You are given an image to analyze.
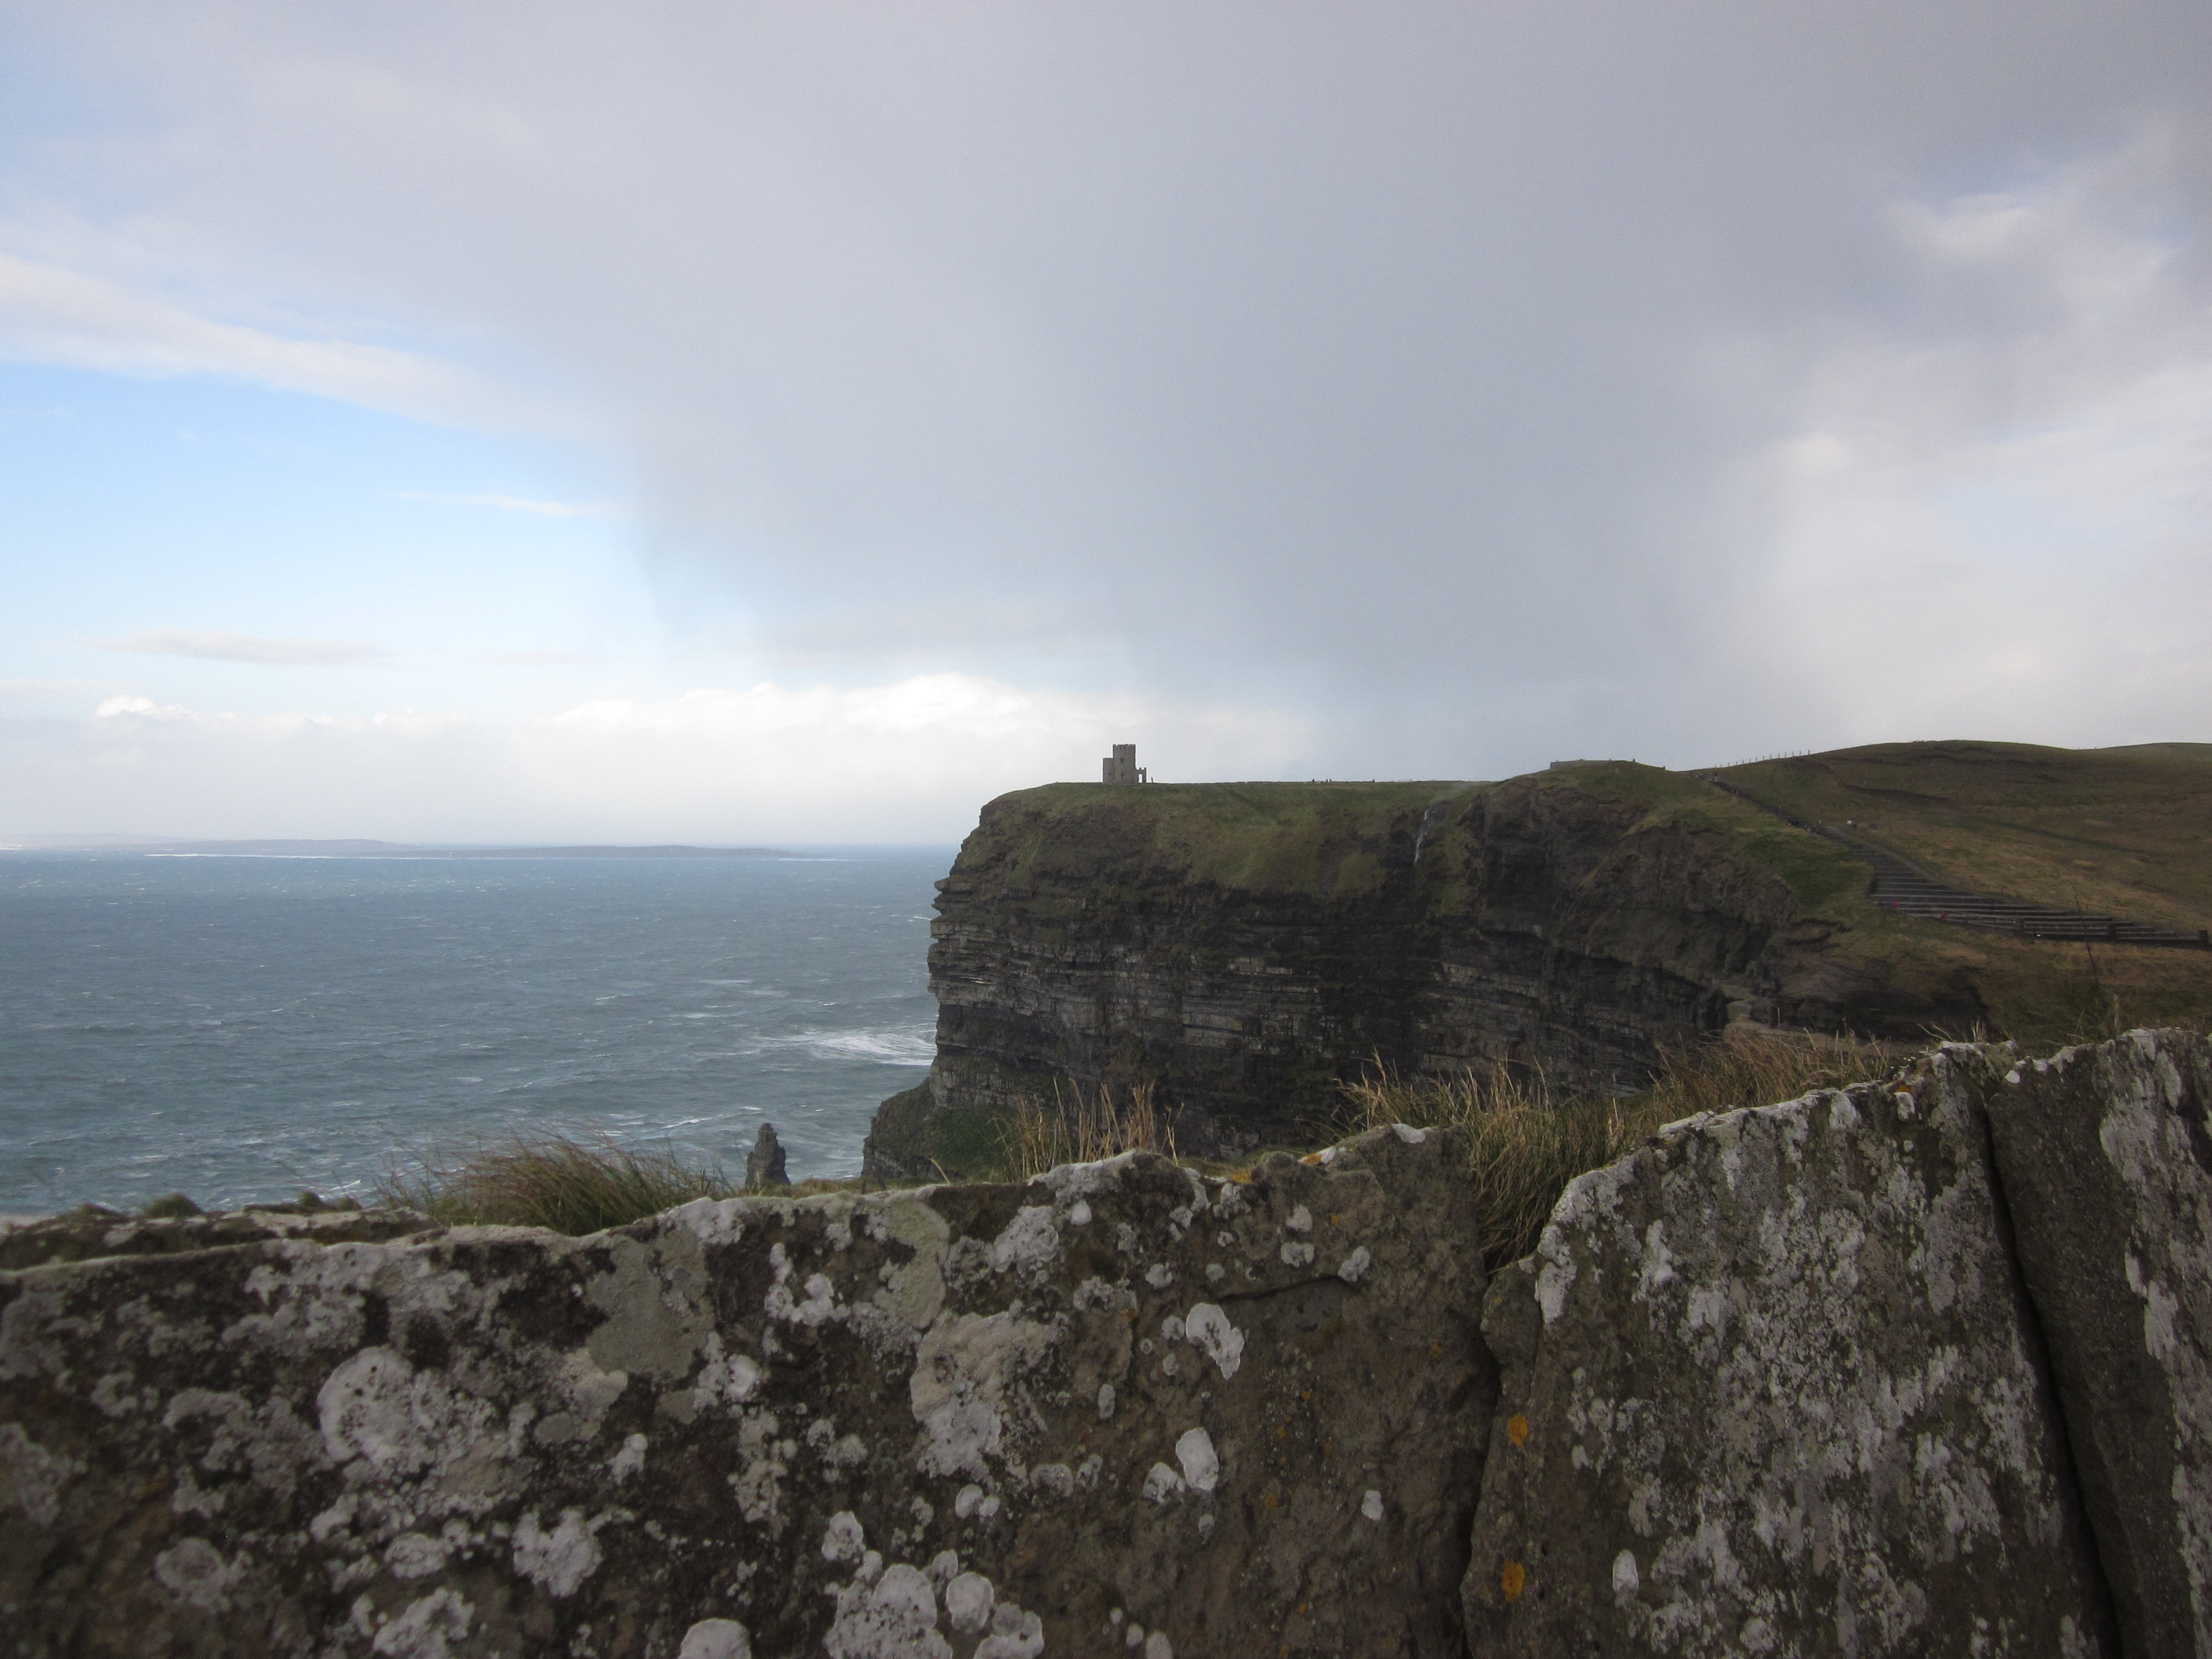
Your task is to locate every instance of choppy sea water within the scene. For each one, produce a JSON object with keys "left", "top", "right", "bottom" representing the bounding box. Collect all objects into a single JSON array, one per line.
[{"left": 0, "top": 849, "right": 949, "bottom": 1214}]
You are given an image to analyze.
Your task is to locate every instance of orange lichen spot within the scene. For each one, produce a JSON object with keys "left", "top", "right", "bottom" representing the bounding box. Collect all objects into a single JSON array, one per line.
[
  {"left": 1428, "top": 1340, "right": 1443, "bottom": 1360},
  {"left": 1329, "top": 1213, "right": 1340, "bottom": 1226},
  {"left": 1301, "top": 1390, "right": 1312, "bottom": 1401},
  {"left": 1300, "top": 1152, "right": 1324, "bottom": 1165},
  {"left": 1501, "top": 1561, "right": 1526, "bottom": 1603},
  {"left": 1507, "top": 1414, "right": 1530, "bottom": 1447},
  {"left": 1263, "top": 1490, "right": 1279, "bottom": 1511},
  {"left": 1276, "top": 1423, "right": 1288, "bottom": 1440}
]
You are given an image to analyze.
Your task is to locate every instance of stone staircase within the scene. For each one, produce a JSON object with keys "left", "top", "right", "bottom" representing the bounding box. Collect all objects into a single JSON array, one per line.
[{"left": 1697, "top": 775, "right": 2211, "bottom": 950}]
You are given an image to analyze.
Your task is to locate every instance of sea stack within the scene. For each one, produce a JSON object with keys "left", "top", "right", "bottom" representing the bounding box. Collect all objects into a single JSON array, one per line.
[{"left": 745, "top": 1121, "right": 790, "bottom": 1188}]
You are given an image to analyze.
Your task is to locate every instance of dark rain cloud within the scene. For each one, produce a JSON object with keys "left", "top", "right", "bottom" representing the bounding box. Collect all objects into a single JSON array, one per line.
[{"left": 8, "top": 1, "right": 2211, "bottom": 775}]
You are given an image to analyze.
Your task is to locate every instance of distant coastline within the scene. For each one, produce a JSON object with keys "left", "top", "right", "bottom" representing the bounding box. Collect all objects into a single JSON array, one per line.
[{"left": 0, "top": 838, "right": 802, "bottom": 859}]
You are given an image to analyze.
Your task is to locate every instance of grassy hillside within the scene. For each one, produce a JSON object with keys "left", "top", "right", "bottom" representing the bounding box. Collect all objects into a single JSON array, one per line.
[
  {"left": 1719, "top": 741, "right": 2212, "bottom": 929},
  {"left": 1712, "top": 740, "right": 2212, "bottom": 1042}
]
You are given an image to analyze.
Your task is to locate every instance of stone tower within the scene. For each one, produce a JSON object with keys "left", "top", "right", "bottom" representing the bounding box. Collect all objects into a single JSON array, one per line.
[{"left": 1101, "top": 743, "right": 1149, "bottom": 784}]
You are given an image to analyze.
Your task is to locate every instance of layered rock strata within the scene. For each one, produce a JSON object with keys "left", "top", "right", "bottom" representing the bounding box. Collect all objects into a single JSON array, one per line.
[{"left": 0, "top": 1126, "right": 1489, "bottom": 1659}]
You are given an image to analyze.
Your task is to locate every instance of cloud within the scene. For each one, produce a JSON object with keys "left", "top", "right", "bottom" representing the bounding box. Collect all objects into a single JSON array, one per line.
[
  {"left": 396, "top": 492, "right": 622, "bottom": 518},
  {"left": 3, "top": 2, "right": 2211, "bottom": 778},
  {"left": 3, "top": 674, "right": 1308, "bottom": 842},
  {"left": 0, "top": 678, "right": 127, "bottom": 695},
  {"left": 1712, "top": 139, "right": 2212, "bottom": 749},
  {"left": 0, "top": 252, "right": 570, "bottom": 431},
  {"left": 477, "top": 651, "right": 604, "bottom": 665},
  {"left": 91, "top": 630, "right": 394, "bottom": 666}
]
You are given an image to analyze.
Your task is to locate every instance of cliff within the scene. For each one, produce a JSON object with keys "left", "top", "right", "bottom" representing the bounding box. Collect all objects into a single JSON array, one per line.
[
  {"left": 868, "top": 749, "right": 2212, "bottom": 1179},
  {"left": 7, "top": 1029, "right": 2211, "bottom": 1656}
]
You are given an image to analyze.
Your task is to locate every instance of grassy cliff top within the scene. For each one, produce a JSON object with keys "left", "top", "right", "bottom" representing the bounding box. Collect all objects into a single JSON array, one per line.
[
  {"left": 977, "top": 742, "right": 2212, "bottom": 923},
  {"left": 962, "top": 779, "right": 1489, "bottom": 898},
  {"left": 1717, "top": 740, "right": 2212, "bottom": 931}
]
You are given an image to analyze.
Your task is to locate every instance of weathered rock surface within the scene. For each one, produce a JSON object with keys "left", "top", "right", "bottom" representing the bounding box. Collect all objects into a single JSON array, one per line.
[
  {"left": 0, "top": 1125, "right": 1490, "bottom": 1658},
  {"left": 0, "top": 1204, "right": 432, "bottom": 1271},
  {"left": 868, "top": 773, "right": 1986, "bottom": 1177},
  {"left": 1464, "top": 1045, "right": 2116, "bottom": 1657},
  {"left": 1985, "top": 1030, "right": 2212, "bottom": 1659}
]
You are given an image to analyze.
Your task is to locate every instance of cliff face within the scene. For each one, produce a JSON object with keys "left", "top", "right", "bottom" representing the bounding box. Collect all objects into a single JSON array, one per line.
[{"left": 868, "top": 768, "right": 1984, "bottom": 1175}]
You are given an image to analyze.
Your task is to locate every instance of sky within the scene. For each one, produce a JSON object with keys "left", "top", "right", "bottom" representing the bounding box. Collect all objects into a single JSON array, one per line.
[{"left": 2, "top": 1, "right": 2210, "bottom": 843}]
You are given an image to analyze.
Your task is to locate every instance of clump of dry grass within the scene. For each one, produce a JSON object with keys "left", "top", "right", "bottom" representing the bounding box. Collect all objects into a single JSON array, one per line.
[
  {"left": 1641, "top": 1025, "right": 1899, "bottom": 1123},
  {"left": 378, "top": 1132, "right": 738, "bottom": 1234},
  {"left": 1001, "top": 1080, "right": 1176, "bottom": 1182},
  {"left": 1338, "top": 1062, "right": 1662, "bottom": 1272},
  {"left": 1339, "top": 1027, "right": 1900, "bottom": 1270}
]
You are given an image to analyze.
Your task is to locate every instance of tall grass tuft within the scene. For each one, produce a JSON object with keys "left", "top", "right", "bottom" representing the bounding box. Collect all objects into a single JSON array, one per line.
[
  {"left": 1338, "top": 1062, "right": 1662, "bottom": 1272},
  {"left": 1001, "top": 1080, "right": 1176, "bottom": 1182},
  {"left": 378, "top": 1132, "right": 737, "bottom": 1235},
  {"left": 1641, "top": 1025, "right": 1898, "bottom": 1123},
  {"left": 1339, "top": 1027, "right": 1898, "bottom": 1271}
]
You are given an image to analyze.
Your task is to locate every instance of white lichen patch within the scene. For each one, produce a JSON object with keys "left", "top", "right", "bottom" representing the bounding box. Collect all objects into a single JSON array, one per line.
[
  {"left": 1182, "top": 1304, "right": 1244, "bottom": 1380},
  {"left": 822, "top": 1510, "right": 867, "bottom": 1562},
  {"left": 825, "top": 1561, "right": 950, "bottom": 1659},
  {"left": 1337, "top": 1247, "right": 1372, "bottom": 1284},
  {"left": 358, "top": 1585, "right": 473, "bottom": 1659},
  {"left": 677, "top": 1617, "right": 755, "bottom": 1659},
  {"left": 1175, "top": 1428, "right": 1219, "bottom": 1494},
  {"left": 317, "top": 1348, "right": 500, "bottom": 1483},
  {"left": 909, "top": 1312, "right": 1058, "bottom": 1479},
  {"left": 510, "top": 1506, "right": 608, "bottom": 1598},
  {"left": 1142, "top": 1462, "right": 1185, "bottom": 1503},
  {"left": 990, "top": 1207, "right": 1061, "bottom": 1276}
]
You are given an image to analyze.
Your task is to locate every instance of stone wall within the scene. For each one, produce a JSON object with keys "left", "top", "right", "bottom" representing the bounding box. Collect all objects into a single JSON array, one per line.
[
  {"left": 7, "top": 1031, "right": 2212, "bottom": 1657},
  {"left": 2, "top": 1125, "right": 1489, "bottom": 1659}
]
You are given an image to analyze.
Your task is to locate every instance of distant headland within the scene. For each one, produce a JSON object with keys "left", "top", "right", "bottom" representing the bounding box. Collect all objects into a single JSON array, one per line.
[{"left": 0, "top": 838, "right": 801, "bottom": 859}]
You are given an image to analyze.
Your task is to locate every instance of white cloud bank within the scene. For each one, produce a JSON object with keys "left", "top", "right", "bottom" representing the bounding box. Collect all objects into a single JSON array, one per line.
[{"left": 0, "top": 673, "right": 1311, "bottom": 843}]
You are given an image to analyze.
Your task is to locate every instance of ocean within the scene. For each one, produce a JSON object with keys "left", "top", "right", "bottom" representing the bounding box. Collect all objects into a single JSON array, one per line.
[{"left": 0, "top": 848, "right": 950, "bottom": 1215}]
